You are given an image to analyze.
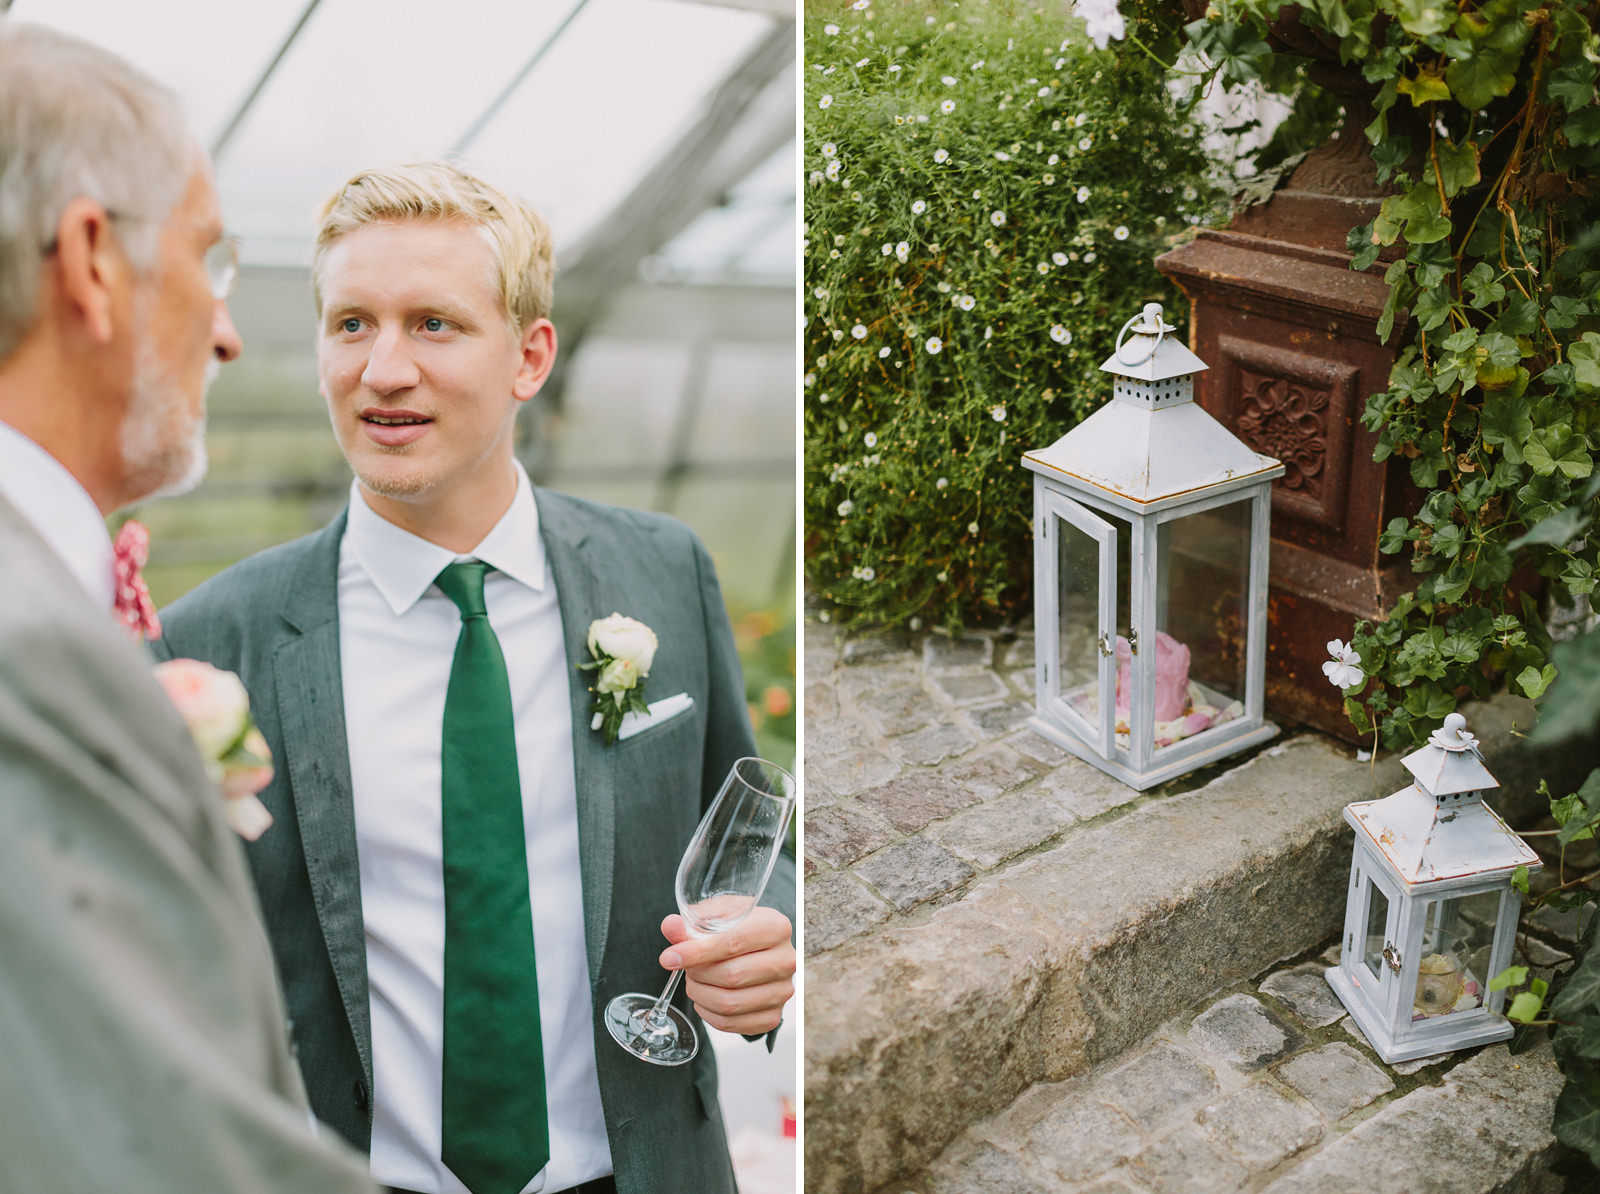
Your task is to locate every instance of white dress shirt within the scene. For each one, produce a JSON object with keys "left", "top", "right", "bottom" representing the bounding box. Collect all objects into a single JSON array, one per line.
[
  {"left": 338, "top": 464, "right": 611, "bottom": 1194},
  {"left": 0, "top": 419, "right": 114, "bottom": 609}
]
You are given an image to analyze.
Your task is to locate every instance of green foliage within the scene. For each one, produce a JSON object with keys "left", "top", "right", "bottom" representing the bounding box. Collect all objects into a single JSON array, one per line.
[
  {"left": 804, "top": 0, "right": 1222, "bottom": 631},
  {"left": 1187, "top": 0, "right": 1600, "bottom": 753},
  {"left": 731, "top": 604, "right": 796, "bottom": 773}
]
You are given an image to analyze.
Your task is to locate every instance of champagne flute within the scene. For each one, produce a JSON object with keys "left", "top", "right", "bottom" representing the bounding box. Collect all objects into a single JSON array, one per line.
[{"left": 603, "top": 756, "right": 797, "bottom": 1066}]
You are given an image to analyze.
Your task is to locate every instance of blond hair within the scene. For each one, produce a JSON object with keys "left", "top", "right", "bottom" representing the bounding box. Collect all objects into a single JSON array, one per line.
[
  {"left": 0, "top": 22, "right": 192, "bottom": 363},
  {"left": 312, "top": 162, "right": 555, "bottom": 330}
]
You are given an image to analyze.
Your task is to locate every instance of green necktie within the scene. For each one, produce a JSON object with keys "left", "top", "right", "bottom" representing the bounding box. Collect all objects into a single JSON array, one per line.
[{"left": 435, "top": 561, "right": 549, "bottom": 1194}]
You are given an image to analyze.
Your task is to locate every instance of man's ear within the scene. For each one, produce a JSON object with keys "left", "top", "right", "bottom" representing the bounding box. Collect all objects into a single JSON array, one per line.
[
  {"left": 512, "top": 318, "right": 557, "bottom": 403},
  {"left": 51, "top": 197, "right": 126, "bottom": 345}
]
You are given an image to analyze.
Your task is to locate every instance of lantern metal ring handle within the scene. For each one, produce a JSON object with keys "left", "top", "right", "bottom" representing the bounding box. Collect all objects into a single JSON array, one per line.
[
  {"left": 1382, "top": 941, "right": 1402, "bottom": 974},
  {"left": 1114, "top": 301, "right": 1176, "bottom": 367}
]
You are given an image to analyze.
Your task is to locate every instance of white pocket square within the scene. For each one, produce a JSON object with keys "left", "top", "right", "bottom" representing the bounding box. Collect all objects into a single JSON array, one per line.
[{"left": 592, "top": 692, "right": 695, "bottom": 741}]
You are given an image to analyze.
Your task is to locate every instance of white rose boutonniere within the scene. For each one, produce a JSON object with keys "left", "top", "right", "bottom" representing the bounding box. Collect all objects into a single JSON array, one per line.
[
  {"left": 581, "top": 613, "right": 658, "bottom": 745},
  {"left": 153, "top": 658, "right": 275, "bottom": 840}
]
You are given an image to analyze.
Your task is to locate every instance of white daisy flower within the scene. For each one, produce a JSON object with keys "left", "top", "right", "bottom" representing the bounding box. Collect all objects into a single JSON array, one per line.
[
  {"left": 1076, "top": 113, "right": 1089, "bottom": 127},
  {"left": 888, "top": 64, "right": 902, "bottom": 72},
  {"left": 837, "top": 499, "right": 853, "bottom": 516},
  {"left": 824, "top": 22, "right": 840, "bottom": 34},
  {"left": 1050, "top": 325, "right": 1071, "bottom": 344},
  {"left": 967, "top": 521, "right": 980, "bottom": 535},
  {"left": 990, "top": 405, "right": 1007, "bottom": 421},
  {"left": 825, "top": 160, "right": 841, "bottom": 180},
  {"left": 1038, "top": 86, "right": 1051, "bottom": 97},
  {"left": 813, "top": 287, "right": 828, "bottom": 299},
  {"left": 994, "top": 151, "right": 1011, "bottom": 161},
  {"left": 1084, "top": 251, "right": 1097, "bottom": 262},
  {"left": 895, "top": 241, "right": 910, "bottom": 263},
  {"left": 803, "top": 372, "right": 816, "bottom": 387},
  {"left": 864, "top": 431, "right": 878, "bottom": 447},
  {"left": 852, "top": 0, "right": 869, "bottom": 8},
  {"left": 911, "top": 199, "right": 926, "bottom": 214},
  {"left": 878, "top": 346, "right": 891, "bottom": 358},
  {"left": 936, "top": 477, "right": 949, "bottom": 489},
  {"left": 942, "top": 75, "right": 957, "bottom": 85},
  {"left": 1078, "top": 136, "right": 1092, "bottom": 151},
  {"left": 851, "top": 324, "right": 868, "bottom": 339},
  {"left": 956, "top": 295, "right": 976, "bottom": 311},
  {"left": 936, "top": 281, "right": 952, "bottom": 293},
  {"left": 1076, "top": 186, "right": 1090, "bottom": 203},
  {"left": 822, "top": 142, "right": 837, "bottom": 157},
  {"left": 925, "top": 336, "right": 943, "bottom": 354},
  {"left": 1037, "top": 262, "right": 1050, "bottom": 274},
  {"left": 941, "top": 99, "right": 956, "bottom": 114},
  {"left": 860, "top": 566, "right": 876, "bottom": 581},
  {"left": 934, "top": 148, "right": 950, "bottom": 163},
  {"left": 990, "top": 210, "right": 1007, "bottom": 226},
  {"left": 1113, "top": 225, "right": 1129, "bottom": 240},
  {"left": 1047, "top": 153, "right": 1060, "bottom": 165},
  {"left": 1043, "top": 174, "right": 1055, "bottom": 185},
  {"left": 820, "top": 94, "right": 834, "bottom": 108},
  {"left": 1052, "top": 252, "right": 1068, "bottom": 266}
]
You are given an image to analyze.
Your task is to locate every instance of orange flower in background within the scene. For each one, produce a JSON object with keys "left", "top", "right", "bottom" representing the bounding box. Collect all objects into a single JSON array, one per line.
[{"left": 763, "top": 685, "right": 793, "bottom": 719}]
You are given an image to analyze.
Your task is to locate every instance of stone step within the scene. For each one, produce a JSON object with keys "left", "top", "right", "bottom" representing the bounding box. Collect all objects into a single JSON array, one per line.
[
  {"left": 888, "top": 942, "right": 1573, "bottom": 1194},
  {"left": 803, "top": 624, "right": 1589, "bottom": 1194}
]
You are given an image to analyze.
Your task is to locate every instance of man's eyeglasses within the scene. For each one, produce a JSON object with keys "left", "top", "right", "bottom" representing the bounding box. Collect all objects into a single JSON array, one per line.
[{"left": 43, "top": 209, "right": 242, "bottom": 300}]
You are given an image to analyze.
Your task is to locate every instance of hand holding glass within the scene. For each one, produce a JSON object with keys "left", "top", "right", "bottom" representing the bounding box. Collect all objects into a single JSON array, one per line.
[{"left": 603, "top": 756, "right": 797, "bottom": 1065}]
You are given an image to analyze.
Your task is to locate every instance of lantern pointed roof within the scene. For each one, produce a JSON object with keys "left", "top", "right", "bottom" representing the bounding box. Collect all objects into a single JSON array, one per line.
[
  {"left": 1099, "top": 303, "right": 1209, "bottom": 382},
  {"left": 1346, "top": 715, "right": 1539, "bottom": 884}
]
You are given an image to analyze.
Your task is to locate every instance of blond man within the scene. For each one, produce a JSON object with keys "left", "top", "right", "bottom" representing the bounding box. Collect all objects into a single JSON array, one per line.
[
  {"left": 0, "top": 22, "right": 376, "bottom": 1194},
  {"left": 156, "top": 162, "right": 795, "bottom": 1194}
]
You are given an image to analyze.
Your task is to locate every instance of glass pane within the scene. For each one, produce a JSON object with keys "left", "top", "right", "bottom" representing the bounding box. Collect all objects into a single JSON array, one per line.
[
  {"left": 1363, "top": 883, "right": 1389, "bottom": 981},
  {"left": 1414, "top": 891, "right": 1500, "bottom": 1020},
  {"left": 1054, "top": 511, "right": 1102, "bottom": 730},
  {"left": 1151, "top": 499, "right": 1251, "bottom": 752},
  {"left": 1102, "top": 510, "right": 1133, "bottom": 756}
]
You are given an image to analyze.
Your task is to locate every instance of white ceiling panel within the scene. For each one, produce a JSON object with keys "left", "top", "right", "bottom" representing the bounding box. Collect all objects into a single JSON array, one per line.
[
  {"left": 469, "top": 0, "right": 769, "bottom": 252},
  {"left": 8, "top": 0, "right": 308, "bottom": 150}
]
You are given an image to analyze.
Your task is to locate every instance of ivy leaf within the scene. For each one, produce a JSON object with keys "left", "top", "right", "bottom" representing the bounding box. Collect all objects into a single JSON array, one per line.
[
  {"left": 1434, "top": 139, "right": 1481, "bottom": 196},
  {"left": 1492, "top": 965, "right": 1531, "bottom": 992},
  {"left": 1398, "top": 69, "right": 1452, "bottom": 104},
  {"left": 1572, "top": 333, "right": 1600, "bottom": 393},
  {"left": 1395, "top": 0, "right": 1454, "bottom": 36},
  {"left": 1509, "top": 504, "right": 1589, "bottom": 549},
  {"left": 1372, "top": 195, "right": 1405, "bottom": 246},
  {"left": 1555, "top": 948, "right": 1600, "bottom": 1019},
  {"left": 1446, "top": 54, "right": 1518, "bottom": 110},
  {"left": 1547, "top": 61, "right": 1599, "bottom": 113},
  {"left": 1553, "top": 1059, "right": 1600, "bottom": 1169},
  {"left": 1566, "top": 107, "right": 1600, "bottom": 149},
  {"left": 1532, "top": 630, "right": 1600, "bottom": 744},
  {"left": 1509, "top": 990, "right": 1547, "bottom": 1022},
  {"left": 1371, "top": 135, "right": 1412, "bottom": 183},
  {"left": 1518, "top": 663, "right": 1558, "bottom": 699}
]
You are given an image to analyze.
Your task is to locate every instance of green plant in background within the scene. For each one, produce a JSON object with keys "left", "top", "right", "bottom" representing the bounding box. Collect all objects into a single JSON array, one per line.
[
  {"left": 804, "top": 0, "right": 1224, "bottom": 632},
  {"left": 731, "top": 603, "right": 796, "bottom": 774},
  {"left": 1186, "top": 0, "right": 1600, "bottom": 754}
]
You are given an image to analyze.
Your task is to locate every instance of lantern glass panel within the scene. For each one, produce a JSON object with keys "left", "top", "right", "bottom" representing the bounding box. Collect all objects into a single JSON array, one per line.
[
  {"left": 1053, "top": 508, "right": 1104, "bottom": 735},
  {"left": 1413, "top": 891, "right": 1499, "bottom": 1020},
  {"left": 1363, "top": 882, "right": 1390, "bottom": 981},
  {"left": 1148, "top": 498, "right": 1251, "bottom": 753}
]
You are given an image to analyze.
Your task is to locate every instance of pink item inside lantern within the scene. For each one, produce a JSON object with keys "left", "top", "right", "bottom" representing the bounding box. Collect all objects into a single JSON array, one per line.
[{"left": 1114, "top": 630, "right": 1192, "bottom": 723}]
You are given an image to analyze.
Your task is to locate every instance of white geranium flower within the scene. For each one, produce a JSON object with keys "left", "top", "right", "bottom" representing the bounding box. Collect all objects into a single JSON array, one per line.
[
  {"left": 941, "top": 99, "right": 956, "bottom": 114},
  {"left": 934, "top": 148, "right": 950, "bottom": 163},
  {"left": 852, "top": 324, "right": 868, "bottom": 339},
  {"left": 990, "top": 210, "right": 1007, "bottom": 226},
  {"left": 1076, "top": 186, "right": 1091, "bottom": 203},
  {"left": 1323, "top": 640, "right": 1365, "bottom": 690},
  {"left": 911, "top": 199, "right": 926, "bottom": 214},
  {"left": 1114, "top": 225, "right": 1130, "bottom": 240}
]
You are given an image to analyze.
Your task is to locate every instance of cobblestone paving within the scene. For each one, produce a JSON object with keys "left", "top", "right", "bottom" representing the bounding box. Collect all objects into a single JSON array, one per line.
[
  {"left": 881, "top": 939, "right": 1575, "bottom": 1194},
  {"left": 805, "top": 619, "right": 1173, "bottom": 954}
]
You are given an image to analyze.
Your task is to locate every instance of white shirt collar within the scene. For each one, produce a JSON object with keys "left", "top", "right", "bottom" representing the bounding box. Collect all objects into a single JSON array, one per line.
[
  {"left": 0, "top": 419, "right": 115, "bottom": 609},
  {"left": 344, "top": 461, "right": 547, "bottom": 616}
]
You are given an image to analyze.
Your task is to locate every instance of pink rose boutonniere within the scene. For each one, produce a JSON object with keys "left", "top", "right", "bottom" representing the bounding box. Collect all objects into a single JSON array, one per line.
[
  {"left": 153, "top": 658, "right": 275, "bottom": 840},
  {"left": 580, "top": 613, "right": 658, "bottom": 745}
]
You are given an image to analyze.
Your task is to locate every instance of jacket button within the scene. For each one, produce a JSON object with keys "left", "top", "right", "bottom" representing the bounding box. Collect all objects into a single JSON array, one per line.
[{"left": 353, "top": 1080, "right": 369, "bottom": 1112}]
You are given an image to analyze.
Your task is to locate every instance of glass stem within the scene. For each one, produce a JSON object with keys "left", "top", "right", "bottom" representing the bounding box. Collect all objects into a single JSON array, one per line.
[{"left": 649, "top": 967, "right": 686, "bottom": 1024}]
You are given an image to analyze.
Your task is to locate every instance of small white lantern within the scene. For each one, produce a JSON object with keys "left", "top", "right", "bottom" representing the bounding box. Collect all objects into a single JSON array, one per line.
[
  {"left": 1022, "top": 302, "right": 1284, "bottom": 789},
  {"left": 1326, "top": 713, "right": 1541, "bottom": 1064}
]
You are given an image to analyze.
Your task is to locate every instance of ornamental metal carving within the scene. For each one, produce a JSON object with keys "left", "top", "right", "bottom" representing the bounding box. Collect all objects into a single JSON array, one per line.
[{"left": 1236, "top": 371, "right": 1329, "bottom": 499}]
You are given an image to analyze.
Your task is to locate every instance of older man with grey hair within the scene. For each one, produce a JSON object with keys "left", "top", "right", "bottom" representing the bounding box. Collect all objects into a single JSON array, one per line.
[{"left": 0, "top": 21, "right": 376, "bottom": 1194}]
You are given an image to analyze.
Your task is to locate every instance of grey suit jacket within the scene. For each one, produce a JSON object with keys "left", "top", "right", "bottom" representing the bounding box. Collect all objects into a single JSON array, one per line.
[
  {"left": 0, "top": 494, "right": 376, "bottom": 1193},
  {"left": 154, "top": 488, "right": 794, "bottom": 1194}
]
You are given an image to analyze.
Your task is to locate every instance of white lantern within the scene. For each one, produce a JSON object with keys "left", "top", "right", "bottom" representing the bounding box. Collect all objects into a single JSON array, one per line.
[
  {"left": 1326, "top": 713, "right": 1541, "bottom": 1063},
  {"left": 1022, "top": 302, "right": 1284, "bottom": 790}
]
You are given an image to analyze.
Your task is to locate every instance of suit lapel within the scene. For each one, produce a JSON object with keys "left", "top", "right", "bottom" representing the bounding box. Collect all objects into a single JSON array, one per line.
[
  {"left": 536, "top": 489, "right": 616, "bottom": 985},
  {"left": 271, "top": 512, "right": 373, "bottom": 1082}
]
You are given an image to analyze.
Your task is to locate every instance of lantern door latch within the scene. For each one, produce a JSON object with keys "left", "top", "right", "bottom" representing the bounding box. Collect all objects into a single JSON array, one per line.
[
  {"left": 1098, "top": 632, "right": 1113, "bottom": 657},
  {"left": 1127, "top": 627, "right": 1139, "bottom": 655},
  {"left": 1382, "top": 941, "right": 1402, "bottom": 975}
]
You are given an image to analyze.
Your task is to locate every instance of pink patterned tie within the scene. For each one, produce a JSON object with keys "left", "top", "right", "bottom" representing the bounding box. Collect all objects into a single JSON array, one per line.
[{"left": 112, "top": 520, "right": 161, "bottom": 641}]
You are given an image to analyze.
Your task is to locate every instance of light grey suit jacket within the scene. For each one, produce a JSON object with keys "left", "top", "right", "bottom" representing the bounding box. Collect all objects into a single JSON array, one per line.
[
  {"left": 154, "top": 488, "right": 794, "bottom": 1194},
  {"left": 0, "top": 493, "right": 376, "bottom": 1193}
]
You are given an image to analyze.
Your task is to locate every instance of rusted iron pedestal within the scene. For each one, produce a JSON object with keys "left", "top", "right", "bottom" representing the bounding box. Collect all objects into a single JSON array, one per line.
[{"left": 1157, "top": 182, "right": 1419, "bottom": 742}]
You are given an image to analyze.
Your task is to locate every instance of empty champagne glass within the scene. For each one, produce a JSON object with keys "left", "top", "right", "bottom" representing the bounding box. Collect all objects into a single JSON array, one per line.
[{"left": 603, "top": 756, "right": 797, "bottom": 1066}]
